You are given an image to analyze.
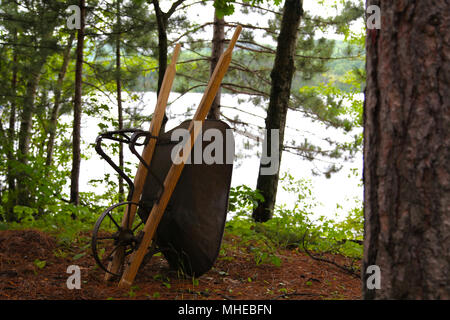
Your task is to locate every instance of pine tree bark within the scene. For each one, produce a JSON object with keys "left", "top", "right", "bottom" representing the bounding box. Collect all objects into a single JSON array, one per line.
[
  {"left": 5, "top": 44, "right": 18, "bottom": 219},
  {"left": 116, "top": 0, "right": 124, "bottom": 202},
  {"left": 7, "top": 39, "right": 17, "bottom": 195},
  {"left": 363, "top": 0, "right": 450, "bottom": 299},
  {"left": 207, "top": 10, "right": 225, "bottom": 120},
  {"left": 252, "top": 0, "right": 303, "bottom": 222},
  {"left": 70, "top": 0, "right": 85, "bottom": 207},
  {"left": 6, "top": 0, "right": 18, "bottom": 198},
  {"left": 152, "top": 0, "right": 168, "bottom": 96}
]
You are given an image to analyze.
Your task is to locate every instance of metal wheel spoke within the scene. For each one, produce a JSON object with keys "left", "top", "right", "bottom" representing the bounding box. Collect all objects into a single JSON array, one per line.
[
  {"left": 107, "top": 212, "right": 121, "bottom": 230},
  {"left": 132, "top": 221, "right": 143, "bottom": 232},
  {"left": 96, "top": 234, "right": 117, "bottom": 241}
]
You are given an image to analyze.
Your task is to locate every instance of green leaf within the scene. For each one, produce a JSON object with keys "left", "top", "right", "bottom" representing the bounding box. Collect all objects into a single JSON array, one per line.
[
  {"left": 73, "top": 252, "right": 86, "bottom": 260},
  {"left": 34, "top": 259, "right": 46, "bottom": 269}
]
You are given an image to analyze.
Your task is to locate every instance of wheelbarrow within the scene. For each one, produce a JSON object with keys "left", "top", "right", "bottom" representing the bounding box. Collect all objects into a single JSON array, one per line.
[{"left": 91, "top": 26, "right": 242, "bottom": 288}]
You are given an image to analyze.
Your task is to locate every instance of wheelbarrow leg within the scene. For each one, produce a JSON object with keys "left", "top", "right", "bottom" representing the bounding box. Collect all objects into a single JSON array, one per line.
[
  {"left": 104, "top": 44, "right": 181, "bottom": 281},
  {"left": 118, "top": 26, "right": 242, "bottom": 288}
]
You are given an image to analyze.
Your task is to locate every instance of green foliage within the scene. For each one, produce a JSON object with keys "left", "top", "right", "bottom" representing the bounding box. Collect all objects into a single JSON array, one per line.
[
  {"left": 33, "top": 259, "right": 46, "bottom": 270},
  {"left": 1, "top": 200, "right": 101, "bottom": 247},
  {"left": 212, "top": 0, "right": 283, "bottom": 18},
  {"left": 228, "top": 185, "right": 265, "bottom": 214},
  {"left": 225, "top": 174, "right": 363, "bottom": 263}
]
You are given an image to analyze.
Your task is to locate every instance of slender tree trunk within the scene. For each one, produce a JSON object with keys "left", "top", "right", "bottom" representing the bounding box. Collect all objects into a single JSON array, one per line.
[
  {"left": 152, "top": 0, "right": 168, "bottom": 129},
  {"left": 152, "top": 0, "right": 168, "bottom": 95},
  {"left": 363, "top": 0, "right": 449, "bottom": 299},
  {"left": 18, "top": 77, "right": 40, "bottom": 158},
  {"left": 207, "top": 10, "right": 225, "bottom": 120},
  {"left": 116, "top": 0, "right": 124, "bottom": 202},
  {"left": 6, "top": 0, "right": 18, "bottom": 197},
  {"left": 7, "top": 39, "right": 18, "bottom": 216},
  {"left": 16, "top": 70, "right": 43, "bottom": 206},
  {"left": 70, "top": 0, "right": 85, "bottom": 207},
  {"left": 46, "top": 33, "right": 75, "bottom": 167},
  {"left": 252, "top": 0, "right": 303, "bottom": 222},
  {"left": 0, "top": 118, "right": 5, "bottom": 213},
  {"left": 8, "top": 46, "right": 17, "bottom": 189},
  {"left": 151, "top": 0, "right": 184, "bottom": 128}
]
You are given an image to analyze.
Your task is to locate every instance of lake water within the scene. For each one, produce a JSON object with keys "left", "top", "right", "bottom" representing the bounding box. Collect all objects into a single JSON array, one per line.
[{"left": 76, "top": 91, "right": 363, "bottom": 222}]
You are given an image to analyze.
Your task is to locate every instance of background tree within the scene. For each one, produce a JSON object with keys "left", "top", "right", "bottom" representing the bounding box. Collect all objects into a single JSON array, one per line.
[
  {"left": 70, "top": 0, "right": 86, "bottom": 206},
  {"left": 218, "top": 0, "right": 363, "bottom": 222},
  {"left": 115, "top": 0, "right": 125, "bottom": 202},
  {"left": 363, "top": 0, "right": 449, "bottom": 299},
  {"left": 252, "top": 0, "right": 303, "bottom": 222},
  {"left": 0, "top": 0, "right": 68, "bottom": 214},
  {"left": 207, "top": 8, "right": 225, "bottom": 120},
  {"left": 46, "top": 33, "right": 75, "bottom": 168}
]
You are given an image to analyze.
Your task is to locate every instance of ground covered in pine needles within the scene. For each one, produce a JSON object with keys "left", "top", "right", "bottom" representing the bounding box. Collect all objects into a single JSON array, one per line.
[{"left": 0, "top": 229, "right": 361, "bottom": 300}]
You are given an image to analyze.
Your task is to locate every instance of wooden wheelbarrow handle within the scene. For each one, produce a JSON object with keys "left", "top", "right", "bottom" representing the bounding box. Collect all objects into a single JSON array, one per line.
[
  {"left": 104, "top": 44, "right": 181, "bottom": 280},
  {"left": 119, "top": 25, "right": 242, "bottom": 288}
]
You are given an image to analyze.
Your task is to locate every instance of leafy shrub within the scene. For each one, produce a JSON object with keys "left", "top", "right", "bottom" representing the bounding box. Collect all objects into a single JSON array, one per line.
[{"left": 225, "top": 173, "right": 363, "bottom": 262}]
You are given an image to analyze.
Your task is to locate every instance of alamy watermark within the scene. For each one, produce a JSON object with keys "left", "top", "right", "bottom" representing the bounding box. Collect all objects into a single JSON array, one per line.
[
  {"left": 66, "top": 5, "right": 382, "bottom": 30},
  {"left": 366, "top": 265, "right": 381, "bottom": 290},
  {"left": 63, "top": 263, "right": 381, "bottom": 291},
  {"left": 66, "top": 265, "right": 81, "bottom": 289},
  {"left": 66, "top": 5, "right": 81, "bottom": 30},
  {"left": 169, "top": 121, "right": 279, "bottom": 176},
  {"left": 366, "top": 5, "right": 381, "bottom": 30}
]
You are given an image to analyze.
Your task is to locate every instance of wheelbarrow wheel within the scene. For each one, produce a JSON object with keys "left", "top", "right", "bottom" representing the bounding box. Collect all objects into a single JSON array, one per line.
[{"left": 91, "top": 201, "right": 146, "bottom": 277}]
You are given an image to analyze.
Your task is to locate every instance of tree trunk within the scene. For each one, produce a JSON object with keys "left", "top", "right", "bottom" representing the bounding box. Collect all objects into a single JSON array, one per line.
[
  {"left": 153, "top": 2, "right": 167, "bottom": 96},
  {"left": 70, "top": 0, "right": 85, "bottom": 207},
  {"left": 252, "top": 0, "right": 303, "bottom": 222},
  {"left": 151, "top": 0, "right": 184, "bottom": 128},
  {"left": 46, "top": 33, "right": 75, "bottom": 167},
  {"left": 116, "top": 0, "right": 124, "bottom": 202},
  {"left": 16, "top": 70, "right": 43, "bottom": 206},
  {"left": 8, "top": 44, "right": 17, "bottom": 188},
  {"left": 207, "top": 10, "right": 225, "bottom": 120},
  {"left": 363, "top": 0, "right": 450, "bottom": 299},
  {"left": 152, "top": 0, "right": 168, "bottom": 128},
  {"left": 6, "top": 0, "right": 18, "bottom": 196},
  {"left": 6, "top": 39, "right": 18, "bottom": 215}
]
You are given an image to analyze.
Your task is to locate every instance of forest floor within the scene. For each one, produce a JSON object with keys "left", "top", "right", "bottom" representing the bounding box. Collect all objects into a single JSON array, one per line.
[{"left": 0, "top": 229, "right": 361, "bottom": 300}]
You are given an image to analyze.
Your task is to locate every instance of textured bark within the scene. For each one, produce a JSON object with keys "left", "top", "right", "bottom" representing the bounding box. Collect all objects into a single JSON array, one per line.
[
  {"left": 46, "top": 33, "right": 75, "bottom": 167},
  {"left": 6, "top": 0, "right": 18, "bottom": 200},
  {"left": 363, "top": 0, "right": 450, "bottom": 299},
  {"left": 7, "top": 40, "right": 17, "bottom": 195},
  {"left": 152, "top": 0, "right": 168, "bottom": 96},
  {"left": 116, "top": 0, "right": 124, "bottom": 202},
  {"left": 207, "top": 11, "right": 225, "bottom": 120},
  {"left": 70, "top": 0, "right": 85, "bottom": 206},
  {"left": 252, "top": 0, "right": 303, "bottom": 222}
]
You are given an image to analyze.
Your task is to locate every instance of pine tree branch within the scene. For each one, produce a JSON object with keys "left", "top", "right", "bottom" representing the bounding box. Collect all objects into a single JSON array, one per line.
[
  {"left": 221, "top": 82, "right": 268, "bottom": 97},
  {"left": 171, "top": 22, "right": 214, "bottom": 43},
  {"left": 165, "top": 0, "right": 186, "bottom": 19}
]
